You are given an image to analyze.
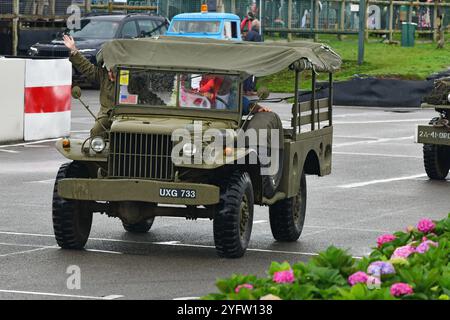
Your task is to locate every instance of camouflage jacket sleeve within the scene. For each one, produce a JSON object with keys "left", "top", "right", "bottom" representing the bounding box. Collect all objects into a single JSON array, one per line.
[{"left": 69, "top": 51, "right": 102, "bottom": 83}]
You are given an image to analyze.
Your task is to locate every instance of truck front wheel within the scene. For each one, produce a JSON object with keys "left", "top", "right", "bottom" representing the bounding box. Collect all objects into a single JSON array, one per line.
[
  {"left": 423, "top": 144, "right": 450, "bottom": 180},
  {"left": 52, "top": 162, "right": 93, "bottom": 249},
  {"left": 213, "top": 171, "right": 254, "bottom": 258},
  {"left": 269, "top": 171, "right": 307, "bottom": 242}
]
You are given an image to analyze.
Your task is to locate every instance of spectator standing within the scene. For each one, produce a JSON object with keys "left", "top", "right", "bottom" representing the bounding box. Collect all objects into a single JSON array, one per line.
[
  {"left": 241, "top": 11, "right": 255, "bottom": 33},
  {"left": 243, "top": 19, "right": 262, "bottom": 96}
]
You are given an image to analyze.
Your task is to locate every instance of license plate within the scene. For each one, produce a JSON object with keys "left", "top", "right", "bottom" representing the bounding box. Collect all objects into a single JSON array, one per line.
[
  {"left": 417, "top": 125, "right": 450, "bottom": 146},
  {"left": 159, "top": 188, "right": 197, "bottom": 199}
]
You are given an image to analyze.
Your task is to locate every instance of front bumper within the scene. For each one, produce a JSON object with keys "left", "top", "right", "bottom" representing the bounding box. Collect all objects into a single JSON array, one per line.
[
  {"left": 416, "top": 125, "right": 450, "bottom": 146},
  {"left": 58, "top": 178, "right": 220, "bottom": 205}
]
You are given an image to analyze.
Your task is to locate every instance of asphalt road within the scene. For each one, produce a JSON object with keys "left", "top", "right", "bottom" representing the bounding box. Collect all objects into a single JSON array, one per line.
[{"left": 0, "top": 90, "right": 448, "bottom": 300}]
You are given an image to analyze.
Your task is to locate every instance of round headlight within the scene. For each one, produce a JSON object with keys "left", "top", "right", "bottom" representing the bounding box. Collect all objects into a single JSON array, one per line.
[
  {"left": 90, "top": 137, "right": 106, "bottom": 153},
  {"left": 447, "top": 93, "right": 450, "bottom": 103},
  {"left": 182, "top": 143, "right": 197, "bottom": 156}
]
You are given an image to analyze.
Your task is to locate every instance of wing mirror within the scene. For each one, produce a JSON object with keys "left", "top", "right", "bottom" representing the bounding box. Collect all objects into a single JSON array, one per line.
[
  {"left": 257, "top": 87, "right": 270, "bottom": 100},
  {"left": 71, "top": 86, "right": 82, "bottom": 99}
]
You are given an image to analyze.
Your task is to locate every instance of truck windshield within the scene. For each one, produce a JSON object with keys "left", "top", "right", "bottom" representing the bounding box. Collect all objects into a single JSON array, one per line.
[
  {"left": 70, "top": 20, "right": 119, "bottom": 39},
  {"left": 169, "top": 20, "right": 221, "bottom": 34},
  {"left": 118, "top": 70, "right": 240, "bottom": 111}
]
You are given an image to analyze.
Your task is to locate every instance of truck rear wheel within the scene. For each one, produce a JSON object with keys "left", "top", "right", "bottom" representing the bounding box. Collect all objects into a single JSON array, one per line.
[
  {"left": 213, "top": 171, "right": 254, "bottom": 258},
  {"left": 423, "top": 144, "right": 450, "bottom": 180},
  {"left": 269, "top": 171, "right": 307, "bottom": 242},
  {"left": 52, "top": 162, "right": 93, "bottom": 249},
  {"left": 122, "top": 218, "right": 155, "bottom": 233}
]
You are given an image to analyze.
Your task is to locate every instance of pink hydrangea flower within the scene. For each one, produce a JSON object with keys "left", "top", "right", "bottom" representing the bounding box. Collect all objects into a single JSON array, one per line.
[
  {"left": 376, "top": 234, "right": 397, "bottom": 247},
  {"left": 348, "top": 271, "right": 369, "bottom": 286},
  {"left": 390, "top": 283, "right": 414, "bottom": 297},
  {"left": 416, "top": 240, "right": 438, "bottom": 254},
  {"left": 391, "top": 245, "right": 415, "bottom": 259},
  {"left": 273, "top": 270, "right": 295, "bottom": 284},
  {"left": 417, "top": 218, "right": 435, "bottom": 233},
  {"left": 235, "top": 283, "right": 254, "bottom": 293}
]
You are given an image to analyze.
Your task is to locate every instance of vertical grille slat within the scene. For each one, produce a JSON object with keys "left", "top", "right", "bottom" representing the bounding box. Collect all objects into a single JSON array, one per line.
[{"left": 109, "top": 132, "right": 174, "bottom": 181}]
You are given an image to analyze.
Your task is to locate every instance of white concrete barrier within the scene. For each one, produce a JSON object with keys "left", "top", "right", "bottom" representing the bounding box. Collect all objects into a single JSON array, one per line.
[
  {"left": 24, "top": 59, "right": 72, "bottom": 141},
  {"left": 0, "top": 58, "right": 72, "bottom": 143},
  {"left": 0, "top": 59, "right": 26, "bottom": 143}
]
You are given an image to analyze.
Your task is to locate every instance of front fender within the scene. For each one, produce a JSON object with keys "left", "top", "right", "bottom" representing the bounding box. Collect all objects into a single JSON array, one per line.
[{"left": 55, "top": 138, "right": 108, "bottom": 162}]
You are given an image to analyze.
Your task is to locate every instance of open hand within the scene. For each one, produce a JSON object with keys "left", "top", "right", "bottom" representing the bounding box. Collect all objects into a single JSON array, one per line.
[{"left": 63, "top": 35, "right": 77, "bottom": 52}]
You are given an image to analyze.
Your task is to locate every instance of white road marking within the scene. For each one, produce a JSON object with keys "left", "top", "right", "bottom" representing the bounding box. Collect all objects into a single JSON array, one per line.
[
  {"left": 0, "top": 241, "right": 122, "bottom": 255},
  {"left": 153, "top": 241, "right": 181, "bottom": 245},
  {"left": 0, "top": 139, "right": 58, "bottom": 149},
  {"left": 0, "top": 230, "right": 363, "bottom": 259},
  {"left": 333, "top": 112, "right": 387, "bottom": 118},
  {"left": 338, "top": 174, "right": 427, "bottom": 188},
  {"left": 304, "top": 226, "right": 390, "bottom": 233},
  {"left": 85, "top": 249, "right": 123, "bottom": 255},
  {"left": 334, "top": 136, "right": 413, "bottom": 148},
  {"left": 70, "top": 130, "right": 90, "bottom": 133},
  {"left": 0, "top": 242, "right": 52, "bottom": 248},
  {"left": 23, "top": 145, "right": 49, "bottom": 148},
  {"left": 334, "top": 118, "right": 430, "bottom": 124},
  {"left": 334, "top": 135, "right": 379, "bottom": 140},
  {"left": 26, "top": 179, "right": 54, "bottom": 184},
  {"left": 0, "top": 289, "right": 123, "bottom": 300},
  {"left": 253, "top": 220, "right": 267, "bottom": 224},
  {"left": 0, "top": 246, "right": 55, "bottom": 258},
  {"left": 0, "top": 149, "right": 19, "bottom": 154},
  {"left": 0, "top": 231, "right": 55, "bottom": 238},
  {"left": 173, "top": 296, "right": 201, "bottom": 300},
  {"left": 334, "top": 151, "right": 421, "bottom": 159}
]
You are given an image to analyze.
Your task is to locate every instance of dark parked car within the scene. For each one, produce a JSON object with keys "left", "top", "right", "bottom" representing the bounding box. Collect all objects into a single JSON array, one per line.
[{"left": 28, "top": 14, "right": 169, "bottom": 87}]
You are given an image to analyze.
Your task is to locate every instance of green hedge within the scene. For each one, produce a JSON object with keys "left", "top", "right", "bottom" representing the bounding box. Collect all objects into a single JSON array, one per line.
[{"left": 203, "top": 214, "right": 450, "bottom": 300}]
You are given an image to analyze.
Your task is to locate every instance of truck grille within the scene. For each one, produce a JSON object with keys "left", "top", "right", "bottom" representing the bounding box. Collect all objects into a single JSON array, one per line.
[{"left": 108, "top": 132, "right": 174, "bottom": 181}]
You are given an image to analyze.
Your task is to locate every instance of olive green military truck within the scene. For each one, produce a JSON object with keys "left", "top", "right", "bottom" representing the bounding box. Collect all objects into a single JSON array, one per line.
[
  {"left": 417, "top": 77, "right": 450, "bottom": 180},
  {"left": 53, "top": 37, "right": 341, "bottom": 258}
]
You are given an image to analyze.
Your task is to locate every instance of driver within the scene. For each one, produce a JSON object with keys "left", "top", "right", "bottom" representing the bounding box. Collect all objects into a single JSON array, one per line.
[{"left": 63, "top": 35, "right": 114, "bottom": 138}]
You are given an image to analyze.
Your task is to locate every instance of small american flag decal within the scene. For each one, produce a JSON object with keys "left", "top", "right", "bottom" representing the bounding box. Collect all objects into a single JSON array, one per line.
[{"left": 119, "top": 94, "right": 138, "bottom": 105}]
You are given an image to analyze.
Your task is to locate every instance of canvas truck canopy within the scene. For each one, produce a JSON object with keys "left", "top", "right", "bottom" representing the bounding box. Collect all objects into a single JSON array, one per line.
[{"left": 101, "top": 36, "right": 342, "bottom": 77}]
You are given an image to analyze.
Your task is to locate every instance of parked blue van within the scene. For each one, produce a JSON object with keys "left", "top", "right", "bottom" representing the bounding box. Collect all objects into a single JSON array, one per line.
[{"left": 166, "top": 12, "right": 242, "bottom": 41}]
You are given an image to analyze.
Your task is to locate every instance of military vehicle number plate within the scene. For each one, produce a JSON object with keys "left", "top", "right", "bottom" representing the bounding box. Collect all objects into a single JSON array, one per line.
[
  {"left": 417, "top": 125, "right": 450, "bottom": 146},
  {"left": 159, "top": 188, "right": 197, "bottom": 199}
]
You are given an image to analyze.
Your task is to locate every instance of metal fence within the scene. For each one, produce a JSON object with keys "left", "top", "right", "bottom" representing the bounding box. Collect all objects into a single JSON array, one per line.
[
  {"left": 0, "top": 1, "right": 87, "bottom": 16},
  {"left": 217, "top": 0, "right": 450, "bottom": 40},
  {"left": 155, "top": 0, "right": 450, "bottom": 41},
  {"left": 1, "top": 1, "right": 449, "bottom": 40}
]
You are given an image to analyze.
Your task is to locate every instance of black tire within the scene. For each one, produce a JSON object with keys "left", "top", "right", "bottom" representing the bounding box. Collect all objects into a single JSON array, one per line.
[
  {"left": 261, "top": 149, "right": 284, "bottom": 198},
  {"left": 243, "top": 112, "right": 284, "bottom": 198},
  {"left": 52, "top": 162, "right": 93, "bottom": 249},
  {"left": 269, "top": 171, "right": 307, "bottom": 242},
  {"left": 213, "top": 171, "right": 254, "bottom": 258},
  {"left": 122, "top": 218, "right": 155, "bottom": 233},
  {"left": 423, "top": 144, "right": 450, "bottom": 180}
]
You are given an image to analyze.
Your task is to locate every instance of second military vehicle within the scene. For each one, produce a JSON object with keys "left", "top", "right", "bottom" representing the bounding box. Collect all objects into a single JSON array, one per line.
[{"left": 417, "top": 77, "right": 450, "bottom": 180}]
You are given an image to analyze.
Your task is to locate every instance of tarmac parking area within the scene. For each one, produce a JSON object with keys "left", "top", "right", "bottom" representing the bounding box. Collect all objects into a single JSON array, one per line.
[{"left": 0, "top": 90, "right": 448, "bottom": 299}]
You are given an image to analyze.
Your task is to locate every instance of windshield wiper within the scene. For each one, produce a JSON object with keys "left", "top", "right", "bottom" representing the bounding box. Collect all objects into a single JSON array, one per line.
[{"left": 141, "top": 22, "right": 168, "bottom": 37}]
